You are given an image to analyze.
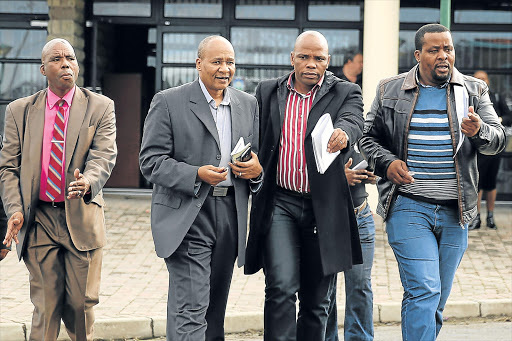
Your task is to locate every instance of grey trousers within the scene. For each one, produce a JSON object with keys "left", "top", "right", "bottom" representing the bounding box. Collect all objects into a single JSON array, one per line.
[
  {"left": 165, "top": 193, "right": 238, "bottom": 341},
  {"left": 23, "top": 204, "right": 102, "bottom": 341}
]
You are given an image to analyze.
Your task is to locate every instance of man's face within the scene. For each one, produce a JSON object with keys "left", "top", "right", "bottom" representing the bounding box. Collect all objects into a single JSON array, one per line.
[
  {"left": 349, "top": 53, "right": 363, "bottom": 76},
  {"left": 40, "top": 42, "right": 79, "bottom": 96},
  {"left": 414, "top": 31, "right": 455, "bottom": 86},
  {"left": 474, "top": 71, "right": 490, "bottom": 86},
  {"left": 196, "top": 39, "right": 235, "bottom": 94},
  {"left": 291, "top": 36, "right": 330, "bottom": 93}
]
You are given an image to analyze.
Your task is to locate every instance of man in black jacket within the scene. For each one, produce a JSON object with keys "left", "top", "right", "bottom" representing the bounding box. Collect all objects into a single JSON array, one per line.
[{"left": 245, "top": 31, "right": 364, "bottom": 340}]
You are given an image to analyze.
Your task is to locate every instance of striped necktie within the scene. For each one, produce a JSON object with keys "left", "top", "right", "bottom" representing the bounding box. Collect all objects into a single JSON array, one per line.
[{"left": 46, "top": 99, "right": 66, "bottom": 202}]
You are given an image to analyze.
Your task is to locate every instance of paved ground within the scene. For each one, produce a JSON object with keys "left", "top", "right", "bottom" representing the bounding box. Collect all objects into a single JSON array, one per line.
[{"left": 1, "top": 196, "right": 511, "bottom": 340}]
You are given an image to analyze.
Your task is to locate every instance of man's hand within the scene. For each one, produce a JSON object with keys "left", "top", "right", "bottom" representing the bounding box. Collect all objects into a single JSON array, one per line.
[
  {"left": 68, "top": 168, "right": 91, "bottom": 199},
  {"left": 0, "top": 249, "right": 10, "bottom": 261},
  {"left": 386, "top": 160, "right": 414, "bottom": 185},
  {"left": 327, "top": 128, "right": 349, "bottom": 153},
  {"left": 344, "top": 158, "right": 378, "bottom": 186},
  {"left": 198, "top": 165, "right": 229, "bottom": 186},
  {"left": 461, "top": 106, "right": 481, "bottom": 137},
  {"left": 229, "top": 151, "right": 263, "bottom": 180},
  {"left": 3, "top": 211, "right": 24, "bottom": 248}
]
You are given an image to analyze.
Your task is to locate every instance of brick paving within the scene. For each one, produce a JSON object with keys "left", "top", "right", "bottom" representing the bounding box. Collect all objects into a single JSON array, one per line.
[{"left": 0, "top": 196, "right": 511, "bottom": 324}]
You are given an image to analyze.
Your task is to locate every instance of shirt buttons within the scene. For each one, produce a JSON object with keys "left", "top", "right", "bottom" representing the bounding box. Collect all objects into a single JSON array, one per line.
[{"left": 216, "top": 155, "right": 221, "bottom": 160}]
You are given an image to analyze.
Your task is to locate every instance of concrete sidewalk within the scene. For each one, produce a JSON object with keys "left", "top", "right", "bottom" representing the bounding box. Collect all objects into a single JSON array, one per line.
[{"left": 1, "top": 196, "right": 511, "bottom": 340}]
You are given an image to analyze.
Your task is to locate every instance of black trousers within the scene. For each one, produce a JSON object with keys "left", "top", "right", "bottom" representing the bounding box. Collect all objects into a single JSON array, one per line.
[
  {"left": 263, "top": 189, "right": 335, "bottom": 341},
  {"left": 165, "top": 193, "right": 238, "bottom": 341}
]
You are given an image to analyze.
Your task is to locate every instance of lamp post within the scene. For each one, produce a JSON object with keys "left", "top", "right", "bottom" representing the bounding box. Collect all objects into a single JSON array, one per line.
[{"left": 440, "top": 0, "right": 451, "bottom": 29}]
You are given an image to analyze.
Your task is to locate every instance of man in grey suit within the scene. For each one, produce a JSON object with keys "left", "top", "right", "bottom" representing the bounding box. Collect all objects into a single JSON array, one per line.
[{"left": 139, "top": 36, "right": 263, "bottom": 341}]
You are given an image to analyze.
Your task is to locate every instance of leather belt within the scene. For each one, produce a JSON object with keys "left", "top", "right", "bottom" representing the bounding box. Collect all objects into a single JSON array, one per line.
[
  {"left": 38, "top": 200, "right": 65, "bottom": 208},
  {"left": 209, "top": 186, "right": 234, "bottom": 197},
  {"left": 354, "top": 198, "right": 367, "bottom": 216},
  {"left": 277, "top": 186, "right": 312, "bottom": 199}
]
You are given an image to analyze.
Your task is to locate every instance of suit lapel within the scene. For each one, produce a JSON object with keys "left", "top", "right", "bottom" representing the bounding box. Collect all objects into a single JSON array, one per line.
[
  {"left": 189, "top": 80, "right": 221, "bottom": 150},
  {"left": 65, "top": 88, "right": 88, "bottom": 172},
  {"left": 273, "top": 80, "right": 288, "bottom": 143},
  {"left": 228, "top": 88, "right": 241, "bottom": 150},
  {"left": 305, "top": 75, "right": 336, "bottom": 137},
  {"left": 27, "top": 91, "right": 46, "bottom": 196}
]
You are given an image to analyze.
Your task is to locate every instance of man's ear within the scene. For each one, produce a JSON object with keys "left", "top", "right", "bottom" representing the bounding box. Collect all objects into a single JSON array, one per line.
[
  {"left": 40, "top": 64, "right": 46, "bottom": 76},
  {"left": 414, "top": 50, "right": 420, "bottom": 63}
]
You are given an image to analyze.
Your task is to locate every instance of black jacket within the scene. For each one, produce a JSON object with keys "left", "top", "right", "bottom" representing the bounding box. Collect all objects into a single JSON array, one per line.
[
  {"left": 245, "top": 71, "right": 364, "bottom": 276},
  {"left": 358, "top": 65, "right": 506, "bottom": 224}
]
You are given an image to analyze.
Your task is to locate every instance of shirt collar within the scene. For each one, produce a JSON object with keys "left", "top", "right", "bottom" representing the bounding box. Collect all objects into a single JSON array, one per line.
[
  {"left": 287, "top": 72, "right": 324, "bottom": 95},
  {"left": 47, "top": 86, "right": 76, "bottom": 109},
  {"left": 198, "top": 77, "right": 230, "bottom": 108},
  {"left": 415, "top": 69, "right": 450, "bottom": 89}
]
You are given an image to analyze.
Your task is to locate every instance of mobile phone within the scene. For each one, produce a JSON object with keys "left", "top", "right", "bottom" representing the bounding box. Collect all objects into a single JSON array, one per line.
[{"left": 238, "top": 147, "right": 252, "bottom": 162}]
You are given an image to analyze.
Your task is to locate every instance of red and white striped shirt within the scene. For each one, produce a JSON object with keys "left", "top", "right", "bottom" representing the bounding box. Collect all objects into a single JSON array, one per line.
[{"left": 277, "top": 73, "right": 324, "bottom": 193}]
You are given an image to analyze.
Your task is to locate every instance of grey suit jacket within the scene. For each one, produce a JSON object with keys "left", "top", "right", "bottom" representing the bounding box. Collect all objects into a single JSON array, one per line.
[
  {"left": 139, "top": 79, "right": 259, "bottom": 267},
  {"left": 0, "top": 87, "right": 118, "bottom": 259}
]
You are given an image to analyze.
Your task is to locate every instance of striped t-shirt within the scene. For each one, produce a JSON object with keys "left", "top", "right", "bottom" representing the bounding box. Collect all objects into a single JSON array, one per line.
[{"left": 398, "top": 85, "right": 458, "bottom": 204}]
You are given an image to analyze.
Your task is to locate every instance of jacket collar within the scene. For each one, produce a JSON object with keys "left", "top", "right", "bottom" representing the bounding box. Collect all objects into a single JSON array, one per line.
[{"left": 401, "top": 64, "right": 465, "bottom": 91}]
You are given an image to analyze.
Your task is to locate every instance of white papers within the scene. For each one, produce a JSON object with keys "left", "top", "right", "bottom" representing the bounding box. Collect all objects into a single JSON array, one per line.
[
  {"left": 312, "top": 113, "right": 340, "bottom": 174},
  {"left": 231, "top": 137, "right": 251, "bottom": 163},
  {"left": 454, "top": 85, "right": 469, "bottom": 156},
  {"left": 352, "top": 159, "right": 368, "bottom": 170}
]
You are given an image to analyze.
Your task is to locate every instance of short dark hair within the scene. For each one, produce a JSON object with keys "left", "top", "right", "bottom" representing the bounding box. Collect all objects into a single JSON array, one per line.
[
  {"left": 414, "top": 24, "right": 450, "bottom": 51},
  {"left": 343, "top": 50, "right": 362, "bottom": 66}
]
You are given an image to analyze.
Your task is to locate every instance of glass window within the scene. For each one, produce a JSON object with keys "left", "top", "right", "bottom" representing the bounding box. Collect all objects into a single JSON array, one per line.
[
  {"left": 234, "top": 68, "right": 292, "bottom": 94},
  {"left": 235, "top": 0, "right": 294, "bottom": 20},
  {"left": 307, "top": 29, "right": 360, "bottom": 67},
  {"left": 398, "top": 30, "right": 417, "bottom": 71},
  {"left": 308, "top": 0, "right": 362, "bottom": 22},
  {"left": 230, "top": 27, "right": 299, "bottom": 65},
  {"left": 0, "top": 0, "right": 48, "bottom": 14},
  {"left": 400, "top": 7, "right": 439, "bottom": 23},
  {"left": 454, "top": 10, "right": 512, "bottom": 24},
  {"left": 93, "top": 0, "right": 151, "bottom": 17},
  {"left": 162, "top": 67, "right": 197, "bottom": 89},
  {"left": 0, "top": 29, "right": 47, "bottom": 59},
  {"left": 162, "top": 33, "right": 220, "bottom": 63},
  {"left": 452, "top": 32, "right": 512, "bottom": 70},
  {"left": 0, "top": 63, "right": 46, "bottom": 100},
  {"left": 164, "top": 0, "right": 222, "bottom": 19}
]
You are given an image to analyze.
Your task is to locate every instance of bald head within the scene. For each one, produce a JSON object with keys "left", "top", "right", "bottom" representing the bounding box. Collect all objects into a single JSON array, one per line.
[
  {"left": 294, "top": 31, "right": 329, "bottom": 54},
  {"left": 41, "top": 38, "right": 75, "bottom": 63},
  {"left": 197, "top": 35, "right": 233, "bottom": 59}
]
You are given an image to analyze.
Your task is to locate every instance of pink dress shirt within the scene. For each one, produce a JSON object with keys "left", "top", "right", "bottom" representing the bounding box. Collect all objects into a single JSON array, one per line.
[{"left": 39, "top": 86, "right": 75, "bottom": 202}]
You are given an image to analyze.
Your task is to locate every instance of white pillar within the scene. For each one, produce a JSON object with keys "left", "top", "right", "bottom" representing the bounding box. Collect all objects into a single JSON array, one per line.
[{"left": 362, "top": 0, "right": 400, "bottom": 211}]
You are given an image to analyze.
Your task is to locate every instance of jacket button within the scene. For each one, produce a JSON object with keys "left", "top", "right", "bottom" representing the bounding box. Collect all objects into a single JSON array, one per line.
[
  {"left": 216, "top": 154, "right": 221, "bottom": 160},
  {"left": 196, "top": 203, "right": 202, "bottom": 208}
]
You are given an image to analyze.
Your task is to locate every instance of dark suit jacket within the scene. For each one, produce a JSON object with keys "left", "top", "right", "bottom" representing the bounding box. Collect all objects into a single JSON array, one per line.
[
  {"left": 0, "top": 87, "right": 118, "bottom": 259},
  {"left": 245, "top": 71, "right": 364, "bottom": 276},
  {"left": 139, "top": 79, "right": 259, "bottom": 267}
]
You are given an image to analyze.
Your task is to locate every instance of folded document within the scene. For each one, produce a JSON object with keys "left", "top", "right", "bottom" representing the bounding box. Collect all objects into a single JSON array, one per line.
[
  {"left": 231, "top": 137, "right": 252, "bottom": 163},
  {"left": 311, "top": 113, "right": 340, "bottom": 174}
]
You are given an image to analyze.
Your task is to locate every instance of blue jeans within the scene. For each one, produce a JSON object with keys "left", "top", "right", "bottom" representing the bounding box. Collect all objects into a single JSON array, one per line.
[
  {"left": 263, "top": 189, "right": 335, "bottom": 341},
  {"left": 325, "top": 202, "right": 375, "bottom": 341},
  {"left": 386, "top": 195, "right": 468, "bottom": 341}
]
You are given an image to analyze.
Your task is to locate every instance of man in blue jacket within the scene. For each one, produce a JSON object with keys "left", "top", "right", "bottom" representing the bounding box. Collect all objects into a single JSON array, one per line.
[{"left": 359, "top": 24, "right": 506, "bottom": 340}]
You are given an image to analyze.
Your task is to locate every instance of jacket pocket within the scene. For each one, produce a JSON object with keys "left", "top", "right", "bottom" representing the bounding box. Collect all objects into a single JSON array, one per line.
[
  {"left": 153, "top": 193, "right": 182, "bottom": 209},
  {"left": 382, "top": 98, "right": 410, "bottom": 115}
]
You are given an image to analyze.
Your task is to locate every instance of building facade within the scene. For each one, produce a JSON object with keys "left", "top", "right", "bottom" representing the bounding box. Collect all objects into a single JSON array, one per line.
[{"left": 1, "top": 0, "right": 511, "bottom": 197}]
